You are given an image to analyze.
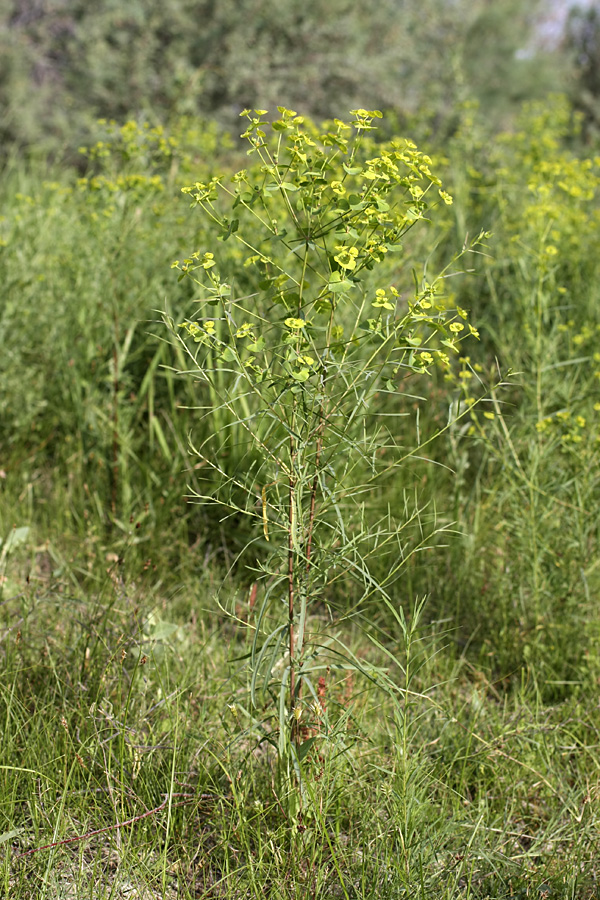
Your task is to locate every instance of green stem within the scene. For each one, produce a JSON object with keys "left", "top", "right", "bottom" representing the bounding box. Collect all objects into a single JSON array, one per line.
[{"left": 288, "top": 429, "right": 297, "bottom": 744}]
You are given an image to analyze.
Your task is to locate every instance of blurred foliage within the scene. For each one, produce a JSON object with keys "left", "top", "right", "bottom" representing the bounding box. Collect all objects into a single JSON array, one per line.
[
  {"left": 462, "top": 0, "right": 568, "bottom": 123},
  {"left": 0, "top": 0, "right": 573, "bottom": 157},
  {"left": 566, "top": 2, "right": 600, "bottom": 136},
  {"left": 411, "top": 95, "right": 600, "bottom": 687}
]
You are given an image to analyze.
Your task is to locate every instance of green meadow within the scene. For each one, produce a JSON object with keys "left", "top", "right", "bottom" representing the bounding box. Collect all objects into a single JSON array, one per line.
[{"left": 2, "top": 88, "right": 600, "bottom": 897}]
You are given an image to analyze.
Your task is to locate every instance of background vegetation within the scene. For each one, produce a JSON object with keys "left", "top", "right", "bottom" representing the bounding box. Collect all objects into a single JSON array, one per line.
[
  {"left": 2, "top": 2, "right": 600, "bottom": 897},
  {"left": 1, "top": 0, "right": 591, "bottom": 153}
]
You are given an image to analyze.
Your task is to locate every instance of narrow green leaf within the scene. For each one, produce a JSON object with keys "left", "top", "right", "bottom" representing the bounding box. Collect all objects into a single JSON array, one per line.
[
  {"left": 219, "top": 346, "right": 237, "bottom": 362},
  {"left": 0, "top": 828, "right": 26, "bottom": 845},
  {"left": 297, "top": 737, "right": 317, "bottom": 763},
  {"left": 151, "top": 416, "right": 172, "bottom": 461}
]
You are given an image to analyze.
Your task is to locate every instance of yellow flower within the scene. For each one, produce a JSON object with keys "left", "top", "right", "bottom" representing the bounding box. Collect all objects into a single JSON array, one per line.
[
  {"left": 373, "top": 288, "right": 394, "bottom": 310},
  {"left": 334, "top": 246, "right": 359, "bottom": 270}
]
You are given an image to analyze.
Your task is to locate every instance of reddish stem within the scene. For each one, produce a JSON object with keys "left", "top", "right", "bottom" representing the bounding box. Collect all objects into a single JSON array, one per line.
[
  {"left": 111, "top": 318, "right": 119, "bottom": 518},
  {"left": 14, "top": 794, "right": 199, "bottom": 858},
  {"left": 288, "top": 472, "right": 296, "bottom": 739}
]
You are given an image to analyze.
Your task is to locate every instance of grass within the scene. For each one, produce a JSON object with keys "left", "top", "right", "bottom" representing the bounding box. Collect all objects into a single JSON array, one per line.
[
  {"left": 2, "top": 98, "right": 600, "bottom": 897},
  {"left": 2, "top": 537, "right": 600, "bottom": 898}
]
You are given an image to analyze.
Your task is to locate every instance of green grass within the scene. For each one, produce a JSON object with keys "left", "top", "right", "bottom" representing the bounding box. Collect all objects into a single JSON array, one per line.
[
  {"left": 2, "top": 98, "right": 600, "bottom": 897},
  {"left": 2, "top": 538, "right": 600, "bottom": 898}
]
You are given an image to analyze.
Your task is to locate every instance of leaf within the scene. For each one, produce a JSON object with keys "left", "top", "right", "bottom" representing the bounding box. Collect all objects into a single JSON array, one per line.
[
  {"left": 276, "top": 291, "right": 301, "bottom": 310},
  {"left": 265, "top": 228, "right": 288, "bottom": 242},
  {"left": 251, "top": 623, "right": 288, "bottom": 707},
  {"left": 240, "top": 187, "right": 264, "bottom": 206},
  {"left": 280, "top": 182, "right": 299, "bottom": 192},
  {"left": 149, "top": 621, "right": 179, "bottom": 642},
  {"left": 359, "top": 318, "right": 382, "bottom": 333},
  {"left": 343, "top": 163, "right": 363, "bottom": 175},
  {"left": 348, "top": 194, "right": 366, "bottom": 209},
  {"left": 151, "top": 417, "right": 172, "bottom": 461},
  {"left": 2, "top": 526, "right": 30, "bottom": 554},
  {"left": 0, "top": 828, "right": 26, "bottom": 845},
  {"left": 328, "top": 277, "right": 352, "bottom": 293},
  {"left": 219, "top": 218, "right": 239, "bottom": 242},
  {"left": 333, "top": 227, "right": 359, "bottom": 242},
  {"left": 291, "top": 368, "right": 310, "bottom": 382},
  {"left": 278, "top": 668, "right": 290, "bottom": 758},
  {"left": 296, "top": 737, "right": 318, "bottom": 763},
  {"left": 405, "top": 206, "right": 423, "bottom": 221},
  {"left": 247, "top": 336, "right": 265, "bottom": 352}
]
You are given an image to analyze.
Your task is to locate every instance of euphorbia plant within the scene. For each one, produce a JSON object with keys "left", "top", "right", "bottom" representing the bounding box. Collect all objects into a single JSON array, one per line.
[{"left": 169, "top": 107, "right": 481, "bottom": 785}]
